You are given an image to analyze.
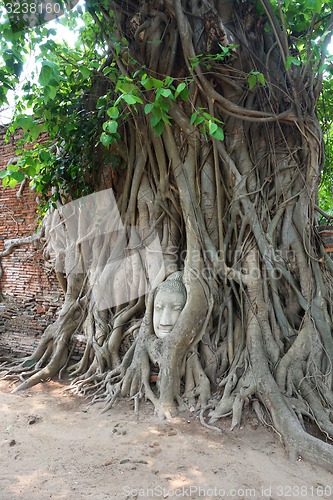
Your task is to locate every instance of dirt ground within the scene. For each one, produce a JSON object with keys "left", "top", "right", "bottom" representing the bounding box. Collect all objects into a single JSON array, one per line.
[{"left": 1, "top": 380, "right": 333, "bottom": 500}]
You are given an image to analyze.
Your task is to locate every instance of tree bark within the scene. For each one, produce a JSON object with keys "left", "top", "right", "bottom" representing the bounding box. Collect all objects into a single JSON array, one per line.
[{"left": 2, "top": 0, "right": 333, "bottom": 467}]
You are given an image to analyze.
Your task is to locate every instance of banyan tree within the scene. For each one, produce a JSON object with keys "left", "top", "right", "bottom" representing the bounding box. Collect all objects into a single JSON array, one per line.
[{"left": 2, "top": 0, "right": 333, "bottom": 468}]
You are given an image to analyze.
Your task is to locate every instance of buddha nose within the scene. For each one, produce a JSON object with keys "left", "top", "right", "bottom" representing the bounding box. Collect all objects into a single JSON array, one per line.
[{"left": 160, "top": 307, "right": 171, "bottom": 326}]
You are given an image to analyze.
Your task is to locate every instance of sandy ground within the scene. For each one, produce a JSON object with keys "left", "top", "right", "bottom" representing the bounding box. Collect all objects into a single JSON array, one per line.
[{"left": 0, "top": 379, "right": 332, "bottom": 500}]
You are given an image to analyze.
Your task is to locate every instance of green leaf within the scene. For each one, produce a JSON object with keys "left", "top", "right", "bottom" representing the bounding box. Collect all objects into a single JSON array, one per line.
[
  {"left": 286, "top": 56, "right": 301, "bottom": 70},
  {"left": 39, "top": 61, "right": 59, "bottom": 87},
  {"left": 151, "top": 119, "right": 164, "bottom": 136},
  {"left": 190, "top": 112, "right": 197, "bottom": 125},
  {"left": 100, "top": 132, "right": 113, "bottom": 147},
  {"left": 202, "top": 112, "right": 212, "bottom": 121},
  {"left": 165, "top": 76, "right": 174, "bottom": 86},
  {"left": 210, "top": 126, "right": 225, "bottom": 141},
  {"left": 286, "top": 56, "right": 292, "bottom": 70},
  {"left": 8, "top": 177, "right": 18, "bottom": 187},
  {"left": 0, "top": 170, "right": 9, "bottom": 179},
  {"left": 7, "top": 163, "right": 18, "bottom": 172},
  {"left": 247, "top": 74, "right": 257, "bottom": 90},
  {"left": 155, "top": 99, "right": 169, "bottom": 111},
  {"left": 190, "top": 112, "right": 204, "bottom": 126},
  {"left": 103, "top": 66, "right": 116, "bottom": 76},
  {"left": 79, "top": 66, "right": 91, "bottom": 79},
  {"left": 208, "top": 121, "right": 218, "bottom": 135},
  {"left": 150, "top": 115, "right": 161, "bottom": 128},
  {"left": 159, "top": 88, "right": 173, "bottom": 98},
  {"left": 30, "top": 124, "right": 42, "bottom": 141},
  {"left": 151, "top": 106, "right": 163, "bottom": 119},
  {"left": 257, "top": 73, "right": 266, "bottom": 86},
  {"left": 44, "top": 110, "right": 52, "bottom": 120},
  {"left": 179, "top": 87, "right": 190, "bottom": 100},
  {"left": 16, "top": 115, "right": 33, "bottom": 131},
  {"left": 141, "top": 77, "right": 164, "bottom": 90},
  {"left": 116, "top": 81, "right": 137, "bottom": 94},
  {"left": 40, "top": 150, "right": 50, "bottom": 163},
  {"left": 107, "top": 106, "right": 119, "bottom": 119},
  {"left": 65, "top": 66, "right": 73, "bottom": 77},
  {"left": 10, "top": 171, "right": 25, "bottom": 182},
  {"left": 103, "top": 120, "right": 118, "bottom": 134},
  {"left": 175, "top": 82, "right": 186, "bottom": 97},
  {"left": 144, "top": 103, "right": 154, "bottom": 114},
  {"left": 26, "top": 164, "right": 37, "bottom": 177},
  {"left": 96, "top": 96, "right": 107, "bottom": 109},
  {"left": 190, "top": 55, "right": 201, "bottom": 69},
  {"left": 122, "top": 93, "right": 143, "bottom": 105},
  {"left": 44, "top": 86, "right": 57, "bottom": 100},
  {"left": 311, "top": 0, "right": 323, "bottom": 13},
  {"left": 91, "top": 60, "right": 100, "bottom": 69},
  {"left": 161, "top": 114, "right": 172, "bottom": 125}
]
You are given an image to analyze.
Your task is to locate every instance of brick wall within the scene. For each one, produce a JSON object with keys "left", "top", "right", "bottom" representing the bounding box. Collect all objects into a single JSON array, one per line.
[{"left": 0, "top": 125, "right": 63, "bottom": 356}]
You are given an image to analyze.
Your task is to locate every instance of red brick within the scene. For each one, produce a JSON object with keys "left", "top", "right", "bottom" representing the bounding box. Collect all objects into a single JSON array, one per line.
[{"left": 0, "top": 125, "right": 64, "bottom": 356}]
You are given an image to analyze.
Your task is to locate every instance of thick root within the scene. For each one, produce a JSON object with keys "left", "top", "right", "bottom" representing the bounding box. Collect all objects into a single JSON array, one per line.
[{"left": 248, "top": 312, "right": 333, "bottom": 469}]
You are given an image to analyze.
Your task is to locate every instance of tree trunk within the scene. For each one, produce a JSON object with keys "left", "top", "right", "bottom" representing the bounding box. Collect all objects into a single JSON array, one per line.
[{"left": 2, "top": 0, "right": 333, "bottom": 468}]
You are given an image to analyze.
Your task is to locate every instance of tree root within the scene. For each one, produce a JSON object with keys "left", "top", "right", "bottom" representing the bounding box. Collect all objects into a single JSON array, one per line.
[
  {"left": 248, "top": 312, "right": 333, "bottom": 470},
  {"left": 6, "top": 294, "right": 87, "bottom": 392},
  {"left": 2, "top": 1, "right": 333, "bottom": 470},
  {"left": 199, "top": 404, "right": 224, "bottom": 434}
]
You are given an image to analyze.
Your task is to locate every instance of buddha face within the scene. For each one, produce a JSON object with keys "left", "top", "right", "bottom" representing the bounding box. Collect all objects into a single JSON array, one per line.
[{"left": 153, "top": 289, "right": 186, "bottom": 339}]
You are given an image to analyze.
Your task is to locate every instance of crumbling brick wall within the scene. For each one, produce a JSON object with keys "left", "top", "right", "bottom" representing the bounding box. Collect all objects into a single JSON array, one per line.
[{"left": 0, "top": 125, "right": 63, "bottom": 355}]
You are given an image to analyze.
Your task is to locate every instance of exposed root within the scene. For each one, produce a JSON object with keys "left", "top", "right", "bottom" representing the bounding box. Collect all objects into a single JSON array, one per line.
[
  {"left": 248, "top": 310, "right": 333, "bottom": 470},
  {"left": 2, "top": 0, "right": 333, "bottom": 469},
  {"left": 199, "top": 404, "right": 224, "bottom": 434}
]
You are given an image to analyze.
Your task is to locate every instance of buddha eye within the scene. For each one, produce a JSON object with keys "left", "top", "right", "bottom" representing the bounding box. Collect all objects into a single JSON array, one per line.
[{"left": 154, "top": 305, "right": 162, "bottom": 311}]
